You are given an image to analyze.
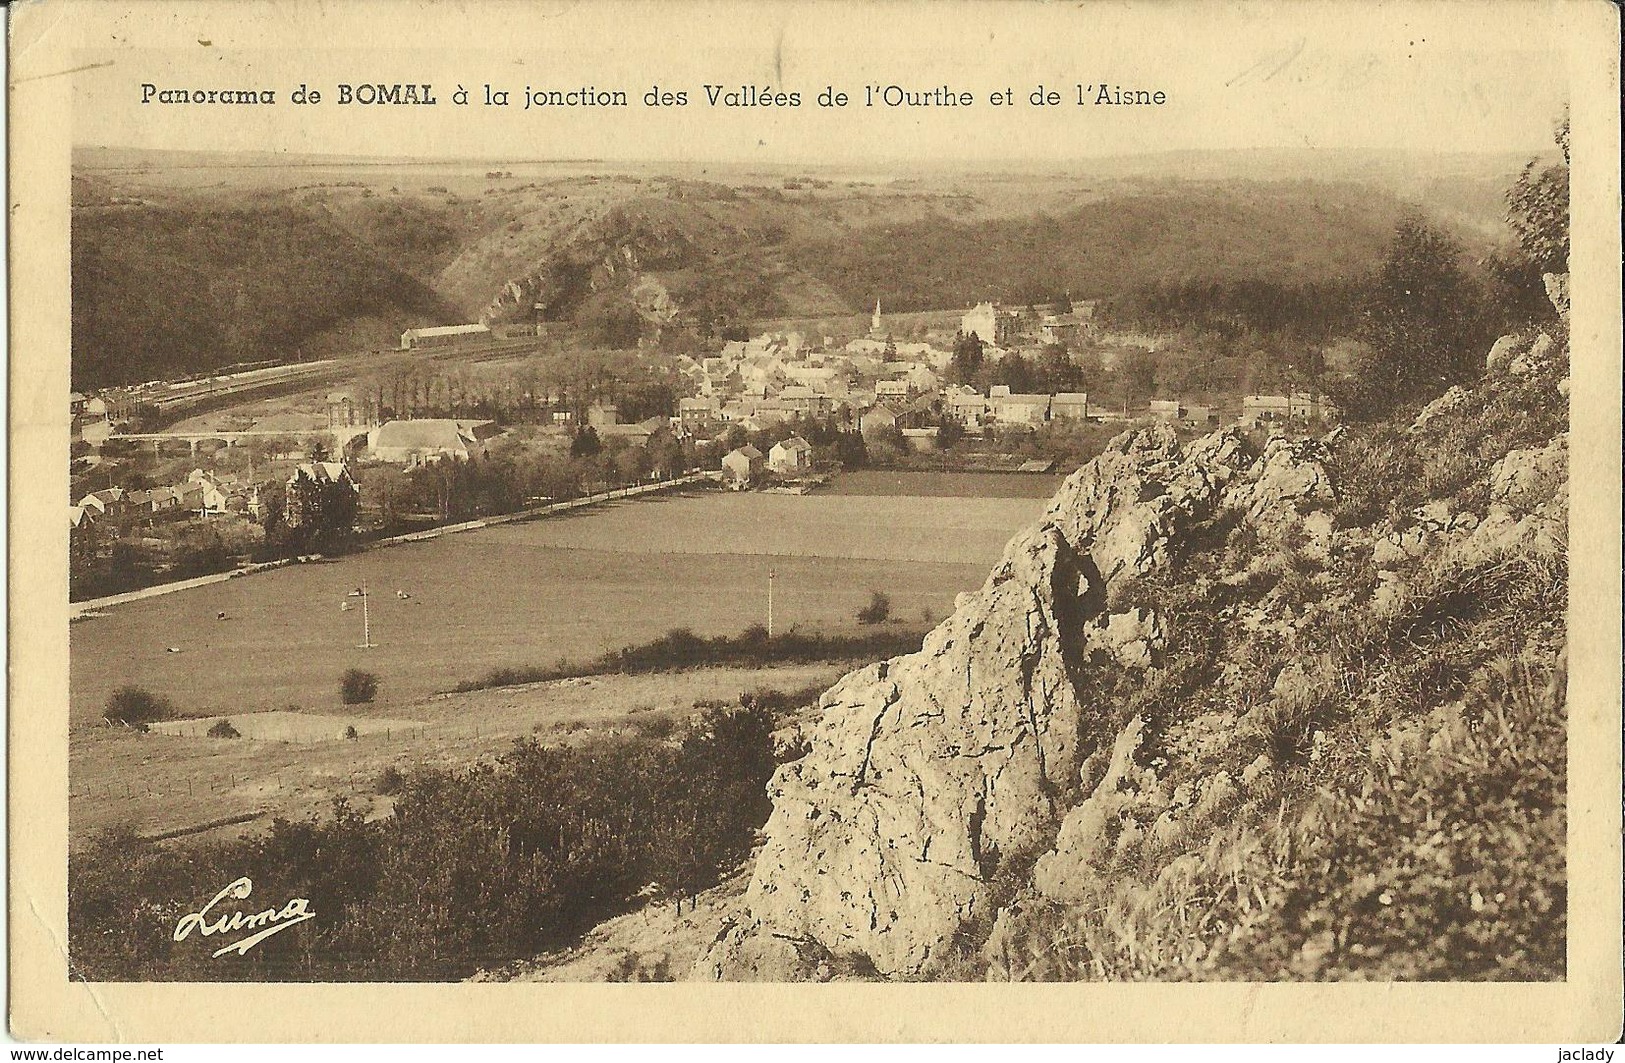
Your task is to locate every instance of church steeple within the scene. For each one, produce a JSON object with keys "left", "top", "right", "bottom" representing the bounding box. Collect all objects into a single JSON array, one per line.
[{"left": 871, "top": 299, "right": 882, "bottom": 335}]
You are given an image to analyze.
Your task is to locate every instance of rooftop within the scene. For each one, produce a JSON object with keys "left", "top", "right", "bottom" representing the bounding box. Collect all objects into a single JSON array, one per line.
[{"left": 403, "top": 323, "right": 490, "bottom": 339}]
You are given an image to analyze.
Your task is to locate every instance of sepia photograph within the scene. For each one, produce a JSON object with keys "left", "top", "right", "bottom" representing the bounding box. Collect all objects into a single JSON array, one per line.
[{"left": 9, "top": 0, "right": 1622, "bottom": 1044}]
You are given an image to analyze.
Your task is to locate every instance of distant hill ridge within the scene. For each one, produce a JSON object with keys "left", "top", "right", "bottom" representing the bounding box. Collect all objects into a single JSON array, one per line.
[{"left": 71, "top": 155, "right": 1524, "bottom": 388}]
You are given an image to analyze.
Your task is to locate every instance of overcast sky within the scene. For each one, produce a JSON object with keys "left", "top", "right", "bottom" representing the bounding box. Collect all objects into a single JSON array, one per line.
[{"left": 68, "top": 1, "right": 1571, "bottom": 164}]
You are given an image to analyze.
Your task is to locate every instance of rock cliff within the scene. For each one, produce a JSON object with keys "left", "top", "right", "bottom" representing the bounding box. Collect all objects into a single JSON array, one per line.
[
  {"left": 696, "top": 280, "right": 1570, "bottom": 982},
  {"left": 695, "top": 425, "right": 1335, "bottom": 979}
]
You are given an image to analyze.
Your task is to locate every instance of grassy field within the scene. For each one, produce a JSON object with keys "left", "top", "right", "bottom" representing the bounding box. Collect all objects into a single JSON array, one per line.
[
  {"left": 826, "top": 469, "right": 1067, "bottom": 498},
  {"left": 70, "top": 662, "right": 850, "bottom": 849},
  {"left": 69, "top": 489, "right": 1043, "bottom": 725},
  {"left": 477, "top": 490, "right": 1048, "bottom": 562},
  {"left": 69, "top": 484, "right": 1045, "bottom": 850}
]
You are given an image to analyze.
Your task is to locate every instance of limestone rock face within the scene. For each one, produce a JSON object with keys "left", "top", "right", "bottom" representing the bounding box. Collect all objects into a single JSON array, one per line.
[
  {"left": 1084, "top": 606, "right": 1165, "bottom": 669},
  {"left": 1489, "top": 434, "right": 1568, "bottom": 513},
  {"left": 696, "top": 424, "right": 1330, "bottom": 981},
  {"left": 1544, "top": 272, "right": 1570, "bottom": 320},
  {"left": 1509, "top": 333, "right": 1555, "bottom": 377},
  {"left": 1486, "top": 334, "right": 1522, "bottom": 374},
  {"left": 1223, "top": 436, "right": 1336, "bottom": 525},
  {"left": 698, "top": 525, "right": 1093, "bottom": 979},
  {"left": 1410, "top": 385, "right": 1471, "bottom": 434}
]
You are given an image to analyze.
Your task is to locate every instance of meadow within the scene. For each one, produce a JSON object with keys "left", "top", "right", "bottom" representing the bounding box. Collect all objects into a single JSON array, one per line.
[
  {"left": 823, "top": 469, "right": 1066, "bottom": 498},
  {"left": 68, "top": 488, "right": 1045, "bottom": 725}
]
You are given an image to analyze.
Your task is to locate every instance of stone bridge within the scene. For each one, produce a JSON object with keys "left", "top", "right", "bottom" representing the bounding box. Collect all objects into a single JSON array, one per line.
[{"left": 111, "top": 425, "right": 374, "bottom": 455}]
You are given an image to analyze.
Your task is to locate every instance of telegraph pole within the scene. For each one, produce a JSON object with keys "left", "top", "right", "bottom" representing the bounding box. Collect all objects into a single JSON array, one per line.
[
  {"left": 767, "top": 569, "right": 776, "bottom": 639},
  {"left": 359, "top": 582, "right": 373, "bottom": 649}
]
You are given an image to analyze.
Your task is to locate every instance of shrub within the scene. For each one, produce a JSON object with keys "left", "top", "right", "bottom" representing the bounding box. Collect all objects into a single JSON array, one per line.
[
  {"left": 449, "top": 625, "right": 926, "bottom": 693},
  {"left": 103, "top": 686, "right": 173, "bottom": 726},
  {"left": 340, "top": 669, "right": 379, "bottom": 705},
  {"left": 69, "top": 705, "right": 784, "bottom": 982},
  {"left": 634, "top": 715, "right": 677, "bottom": 741},
  {"left": 207, "top": 719, "right": 241, "bottom": 739},
  {"left": 856, "top": 591, "right": 892, "bottom": 625}
]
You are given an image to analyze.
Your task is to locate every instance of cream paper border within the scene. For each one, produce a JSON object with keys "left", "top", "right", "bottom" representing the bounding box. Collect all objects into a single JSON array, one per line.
[{"left": 8, "top": 0, "right": 1621, "bottom": 1043}]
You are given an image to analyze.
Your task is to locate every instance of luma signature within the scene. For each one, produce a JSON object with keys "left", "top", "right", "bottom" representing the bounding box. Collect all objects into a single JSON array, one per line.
[{"left": 173, "top": 877, "right": 314, "bottom": 958}]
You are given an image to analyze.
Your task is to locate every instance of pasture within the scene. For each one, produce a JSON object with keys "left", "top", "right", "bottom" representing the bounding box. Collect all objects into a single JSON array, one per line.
[
  {"left": 71, "top": 662, "right": 852, "bottom": 847},
  {"left": 69, "top": 488, "right": 1046, "bottom": 725},
  {"left": 824, "top": 469, "right": 1067, "bottom": 498}
]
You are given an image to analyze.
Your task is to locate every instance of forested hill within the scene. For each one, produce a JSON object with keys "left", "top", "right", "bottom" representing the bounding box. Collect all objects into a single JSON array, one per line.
[
  {"left": 70, "top": 155, "right": 1525, "bottom": 388},
  {"left": 71, "top": 202, "right": 464, "bottom": 388},
  {"left": 786, "top": 183, "right": 1409, "bottom": 311}
]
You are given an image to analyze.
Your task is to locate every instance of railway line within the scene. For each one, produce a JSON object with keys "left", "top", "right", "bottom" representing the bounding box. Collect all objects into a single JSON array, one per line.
[{"left": 132, "top": 337, "right": 550, "bottom": 427}]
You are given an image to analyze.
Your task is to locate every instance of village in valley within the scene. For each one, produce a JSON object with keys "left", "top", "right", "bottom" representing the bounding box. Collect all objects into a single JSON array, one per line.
[{"left": 68, "top": 292, "right": 1340, "bottom": 600}]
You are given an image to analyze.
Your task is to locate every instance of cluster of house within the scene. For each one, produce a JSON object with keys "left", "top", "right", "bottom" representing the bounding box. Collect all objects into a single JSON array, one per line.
[
  {"left": 959, "top": 300, "right": 1096, "bottom": 349},
  {"left": 721, "top": 435, "right": 813, "bottom": 487},
  {"left": 1239, "top": 392, "right": 1340, "bottom": 426},
  {"left": 672, "top": 300, "right": 1115, "bottom": 436},
  {"left": 674, "top": 325, "right": 949, "bottom": 436},
  {"left": 69, "top": 392, "right": 128, "bottom": 447},
  {"left": 691, "top": 301, "right": 1341, "bottom": 485},
  {"left": 71, "top": 469, "right": 262, "bottom": 533},
  {"left": 70, "top": 460, "right": 369, "bottom": 537},
  {"left": 330, "top": 387, "right": 679, "bottom": 467}
]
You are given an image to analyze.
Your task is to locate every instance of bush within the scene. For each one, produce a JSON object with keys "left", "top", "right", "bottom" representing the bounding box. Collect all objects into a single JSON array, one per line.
[
  {"left": 69, "top": 705, "right": 785, "bottom": 982},
  {"left": 103, "top": 686, "right": 173, "bottom": 726},
  {"left": 856, "top": 591, "right": 892, "bottom": 625},
  {"left": 340, "top": 669, "right": 379, "bottom": 705},
  {"left": 207, "top": 719, "right": 241, "bottom": 739},
  {"left": 450, "top": 625, "right": 927, "bottom": 693}
]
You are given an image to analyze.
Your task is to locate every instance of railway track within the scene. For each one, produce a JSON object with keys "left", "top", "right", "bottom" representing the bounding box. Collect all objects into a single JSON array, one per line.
[{"left": 137, "top": 338, "right": 550, "bottom": 427}]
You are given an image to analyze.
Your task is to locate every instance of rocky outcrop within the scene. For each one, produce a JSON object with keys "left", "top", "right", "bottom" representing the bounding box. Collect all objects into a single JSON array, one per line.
[
  {"left": 1543, "top": 272, "right": 1569, "bottom": 320},
  {"left": 696, "top": 424, "right": 1335, "bottom": 980},
  {"left": 1409, "top": 385, "right": 1470, "bottom": 434},
  {"left": 686, "top": 289, "right": 1569, "bottom": 983}
]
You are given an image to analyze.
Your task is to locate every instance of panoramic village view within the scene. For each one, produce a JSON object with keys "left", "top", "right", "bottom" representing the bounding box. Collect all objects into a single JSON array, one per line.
[{"left": 67, "top": 129, "right": 1570, "bottom": 982}]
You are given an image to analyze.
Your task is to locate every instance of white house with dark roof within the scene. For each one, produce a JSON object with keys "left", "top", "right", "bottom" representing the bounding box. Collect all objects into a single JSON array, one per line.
[
  {"left": 768, "top": 435, "right": 814, "bottom": 473},
  {"left": 989, "top": 391, "right": 1051, "bottom": 425},
  {"left": 78, "top": 488, "right": 126, "bottom": 518},
  {"left": 1051, "top": 392, "right": 1091, "bottom": 421},
  {"left": 722, "top": 444, "right": 765, "bottom": 485}
]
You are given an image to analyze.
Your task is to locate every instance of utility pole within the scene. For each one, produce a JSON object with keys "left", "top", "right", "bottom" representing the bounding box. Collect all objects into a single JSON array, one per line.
[
  {"left": 767, "top": 569, "right": 776, "bottom": 639},
  {"left": 358, "top": 582, "right": 373, "bottom": 649}
]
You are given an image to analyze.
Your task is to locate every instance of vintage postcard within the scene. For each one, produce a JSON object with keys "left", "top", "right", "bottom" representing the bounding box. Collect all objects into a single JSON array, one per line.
[{"left": 7, "top": 0, "right": 1622, "bottom": 1044}]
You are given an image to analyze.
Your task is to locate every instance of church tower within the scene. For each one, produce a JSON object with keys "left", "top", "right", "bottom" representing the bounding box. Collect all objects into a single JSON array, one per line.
[{"left": 871, "top": 299, "right": 882, "bottom": 336}]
